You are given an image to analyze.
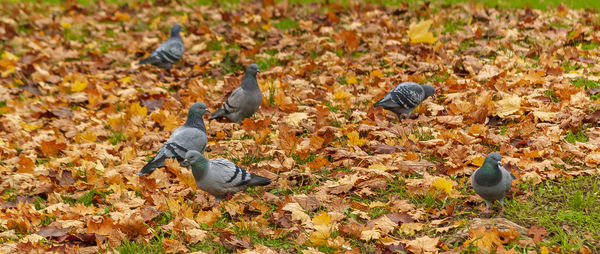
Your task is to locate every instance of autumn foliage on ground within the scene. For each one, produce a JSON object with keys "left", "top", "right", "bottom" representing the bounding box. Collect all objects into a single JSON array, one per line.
[{"left": 1, "top": 0, "right": 600, "bottom": 253}]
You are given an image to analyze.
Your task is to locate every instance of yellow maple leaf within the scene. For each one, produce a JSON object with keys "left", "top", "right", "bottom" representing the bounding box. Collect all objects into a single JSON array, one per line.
[
  {"left": 333, "top": 87, "right": 352, "bottom": 101},
  {"left": 495, "top": 95, "right": 521, "bottom": 118},
  {"left": 432, "top": 177, "right": 453, "bottom": 195},
  {"left": 76, "top": 131, "right": 97, "bottom": 143},
  {"left": 130, "top": 102, "right": 147, "bottom": 116},
  {"left": 312, "top": 211, "right": 331, "bottom": 225},
  {"left": 400, "top": 222, "right": 424, "bottom": 235},
  {"left": 346, "top": 76, "right": 358, "bottom": 85},
  {"left": 370, "top": 70, "right": 385, "bottom": 78},
  {"left": 286, "top": 112, "right": 309, "bottom": 126},
  {"left": 119, "top": 76, "right": 132, "bottom": 85},
  {"left": 115, "top": 11, "right": 130, "bottom": 21},
  {"left": 368, "top": 163, "right": 390, "bottom": 171},
  {"left": 472, "top": 156, "right": 485, "bottom": 167},
  {"left": 407, "top": 20, "right": 438, "bottom": 44},
  {"left": 71, "top": 79, "right": 87, "bottom": 92},
  {"left": 360, "top": 229, "right": 381, "bottom": 241},
  {"left": 346, "top": 131, "right": 366, "bottom": 146},
  {"left": 2, "top": 51, "right": 19, "bottom": 61},
  {"left": 282, "top": 203, "right": 310, "bottom": 224}
]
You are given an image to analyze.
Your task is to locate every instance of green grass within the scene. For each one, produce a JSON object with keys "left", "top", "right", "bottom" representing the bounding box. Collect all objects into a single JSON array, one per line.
[
  {"left": 505, "top": 176, "right": 600, "bottom": 252},
  {"left": 273, "top": 18, "right": 299, "bottom": 30},
  {"left": 117, "top": 236, "right": 165, "bottom": 254},
  {"left": 544, "top": 89, "right": 560, "bottom": 103},
  {"left": 108, "top": 130, "right": 126, "bottom": 145},
  {"left": 570, "top": 78, "right": 600, "bottom": 100},
  {"left": 564, "top": 129, "right": 588, "bottom": 144}
]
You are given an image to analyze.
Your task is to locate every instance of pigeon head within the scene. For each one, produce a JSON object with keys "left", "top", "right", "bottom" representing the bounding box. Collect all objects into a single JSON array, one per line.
[
  {"left": 423, "top": 84, "right": 436, "bottom": 98},
  {"left": 246, "top": 64, "right": 260, "bottom": 76},
  {"left": 183, "top": 150, "right": 203, "bottom": 166},
  {"left": 484, "top": 152, "right": 502, "bottom": 166},
  {"left": 189, "top": 102, "right": 211, "bottom": 116},
  {"left": 171, "top": 24, "right": 183, "bottom": 37}
]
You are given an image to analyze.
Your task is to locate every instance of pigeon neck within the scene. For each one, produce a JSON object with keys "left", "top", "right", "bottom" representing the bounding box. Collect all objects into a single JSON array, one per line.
[
  {"left": 474, "top": 162, "right": 502, "bottom": 187},
  {"left": 241, "top": 73, "right": 258, "bottom": 90},
  {"left": 184, "top": 112, "right": 206, "bottom": 131},
  {"left": 170, "top": 30, "right": 181, "bottom": 38},
  {"left": 191, "top": 156, "right": 209, "bottom": 182}
]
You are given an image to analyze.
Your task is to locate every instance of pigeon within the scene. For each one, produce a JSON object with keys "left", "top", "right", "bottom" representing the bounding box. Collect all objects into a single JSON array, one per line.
[
  {"left": 210, "top": 64, "right": 262, "bottom": 124},
  {"left": 472, "top": 152, "right": 516, "bottom": 213},
  {"left": 373, "top": 82, "right": 436, "bottom": 119},
  {"left": 138, "top": 102, "right": 210, "bottom": 176},
  {"left": 138, "top": 24, "right": 184, "bottom": 69},
  {"left": 182, "top": 150, "right": 272, "bottom": 202}
]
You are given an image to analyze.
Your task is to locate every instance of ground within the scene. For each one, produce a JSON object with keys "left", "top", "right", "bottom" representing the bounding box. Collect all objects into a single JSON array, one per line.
[{"left": 0, "top": 0, "right": 599, "bottom": 253}]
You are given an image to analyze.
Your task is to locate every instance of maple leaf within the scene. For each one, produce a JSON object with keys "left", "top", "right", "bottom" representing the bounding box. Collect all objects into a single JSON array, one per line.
[
  {"left": 407, "top": 20, "right": 438, "bottom": 44},
  {"left": 527, "top": 226, "right": 547, "bottom": 243},
  {"left": 464, "top": 227, "right": 504, "bottom": 253},
  {"left": 346, "top": 131, "right": 366, "bottom": 146},
  {"left": 404, "top": 236, "right": 440, "bottom": 254},
  {"left": 432, "top": 177, "right": 453, "bottom": 195},
  {"left": 496, "top": 95, "right": 521, "bottom": 118}
]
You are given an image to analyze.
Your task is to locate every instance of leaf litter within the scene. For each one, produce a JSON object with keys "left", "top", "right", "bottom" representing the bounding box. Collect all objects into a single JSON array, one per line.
[{"left": 0, "top": 0, "right": 600, "bottom": 253}]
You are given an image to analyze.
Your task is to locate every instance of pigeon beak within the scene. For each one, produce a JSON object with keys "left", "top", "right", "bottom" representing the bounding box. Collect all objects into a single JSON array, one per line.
[
  {"left": 205, "top": 109, "right": 212, "bottom": 114},
  {"left": 182, "top": 159, "right": 189, "bottom": 167}
]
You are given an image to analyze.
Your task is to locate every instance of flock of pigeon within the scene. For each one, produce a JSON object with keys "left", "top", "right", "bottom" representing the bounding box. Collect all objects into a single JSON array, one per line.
[{"left": 136, "top": 24, "right": 515, "bottom": 212}]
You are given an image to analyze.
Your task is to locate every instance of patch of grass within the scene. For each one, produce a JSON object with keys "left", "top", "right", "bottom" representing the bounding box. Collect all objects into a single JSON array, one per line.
[
  {"left": 232, "top": 223, "right": 297, "bottom": 250},
  {"left": 549, "top": 22, "right": 570, "bottom": 29},
  {"left": 117, "top": 235, "right": 165, "bottom": 254},
  {"left": 580, "top": 42, "right": 599, "bottom": 50},
  {"left": 443, "top": 18, "right": 467, "bottom": 35},
  {"left": 428, "top": 72, "right": 449, "bottom": 84},
  {"left": 291, "top": 153, "right": 316, "bottom": 165},
  {"left": 273, "top": 18, "right": 299, "bottom": 30},
  {"left": 411, "top": 128, "right": 435, "bottom": 141},
  {"left": 239, "top": 154, "right": 272, "bottom": 167},
  {"left": 78, "top": 189, "right": 108, "bottom": 207},
  {"left": 206, "top": 40, "right": 222, "bottom": 51},
  {"left": 153, "top": 210, "right": 174, "bottom": 226},
  {"left": 564, "top": 129, "right": 588, "bottom": 144},
  {"left": 505, "top": 176, "right": 600, "bottom": 252},
  {"left": 457, "top": 38, "right": 476, "bottom": 53},
  {"left": 544, "top": 89, "right": 560, "bottom": 103},
  {"left": 108, "top": 130, "right": 126, "bottom": 145},
  {"left": 256, "top": 57, "right": 280, "bottom": 71},
  {"left": 188, "top": 238, "right": 231, "bottom": 253},
  {"left": 570, "top": 77, "right": 600, "bottom": 89},
  {"left": 563, "top": 61, "right": 583, "bottom": 73},
  {"left": 571, "top": 78, "right": 600, "bottom": 100}
]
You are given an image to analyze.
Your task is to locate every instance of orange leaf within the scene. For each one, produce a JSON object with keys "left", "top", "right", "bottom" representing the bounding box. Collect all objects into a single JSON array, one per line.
[
  {"left": 40, "top": 139, "right": 66, "bottom": 156},
  {"left": 17, "top": 154, "right": 35, "bottom": 173},
  {"left": 527, "top": 226, "right": 547, "bottom": 243}
]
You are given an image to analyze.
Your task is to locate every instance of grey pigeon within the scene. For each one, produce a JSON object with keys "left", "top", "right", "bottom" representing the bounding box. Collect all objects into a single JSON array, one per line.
[
  {"left": 138, "top": 102, "right": 210, "bottom": 176},
  {"left": 472, "top": 152, "right": 516, "bottom": 213},
  {"left": 210, "top": 64, "right": 262, "bottom": 124},
  {"left": 138, "top": 24, "right": 184, "bottom": 69},
  {"left": 182, "top": 150, "right": 271, "bottom": 201},
  {"left": 373, "top": 82, "right": 436, "bottom": 119}
]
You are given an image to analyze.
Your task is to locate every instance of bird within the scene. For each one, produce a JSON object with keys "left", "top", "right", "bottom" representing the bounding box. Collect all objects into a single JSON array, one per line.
[
  {"left": 373, "top": 82, "right": 436, "bottom": 119},
  {"left": 138, "top": 24, "right": 184, "bottom": 69},
  {"left": 182, "top": 150, "right": 272, "bottom": 202},
  {"left": 471, "top": 152, "right": 516, "bottom": 213},
  {"left": 137, "top": 102, "right": 210, "bottom": 176},
  {"left": 210, "top": 64, "right": 262, "bottom": 124}
]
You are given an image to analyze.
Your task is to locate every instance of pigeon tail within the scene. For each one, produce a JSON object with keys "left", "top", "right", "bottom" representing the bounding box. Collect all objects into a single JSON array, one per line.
[
  {"left": 247, "top": 174, "right": 271, "bottom": 187},
  {"left": 138, "top": 155, "right": 166, "bottom": 175},
  {"left": 209, "top": 108, "right": 226, "bottom": 120},
  {"left": 138, "top": 55, "right": 159, "bottom": 65}
]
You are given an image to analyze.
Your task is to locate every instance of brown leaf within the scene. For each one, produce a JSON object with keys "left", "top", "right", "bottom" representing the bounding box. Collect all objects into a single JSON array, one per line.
[{"left": 527, "top": 226, "right": 547, "bottom": 243}]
